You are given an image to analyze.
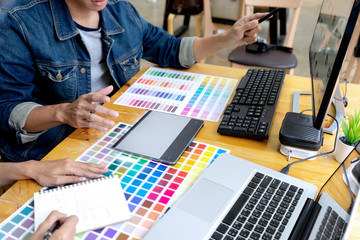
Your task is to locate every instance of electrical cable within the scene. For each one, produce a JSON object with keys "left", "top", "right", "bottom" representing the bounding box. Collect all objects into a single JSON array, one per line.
[
  {"left": 280, "top": 114, "right": 339, "bottom": 174},
  {"left": 300, "top": 109, "right": 312, "bottom": 114},
  {"left": 351, "top": 157, "right": 360, "bottom": 164}
]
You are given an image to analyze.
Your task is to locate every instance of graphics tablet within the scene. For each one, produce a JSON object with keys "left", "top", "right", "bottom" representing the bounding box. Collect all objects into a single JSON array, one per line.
[{"left": 112, "top": 111, "right": 204, "bottom": 165}]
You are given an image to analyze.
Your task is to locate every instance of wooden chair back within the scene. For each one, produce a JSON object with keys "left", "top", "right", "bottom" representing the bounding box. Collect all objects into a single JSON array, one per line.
[{"left": 239, "top": 0, "right": 302, "bottom": 48}]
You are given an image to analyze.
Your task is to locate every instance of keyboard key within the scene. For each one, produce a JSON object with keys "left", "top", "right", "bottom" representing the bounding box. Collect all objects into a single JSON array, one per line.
[
  {"left": 256, "top": 204, "right": 266, "bottom": 211},
  {"left": 275, "top": 232, "right": 282, "bottom": 239},
  {"left": 280, "top": 201, "right": 289, "bottom": 209},
  {"left": 253, "top": 192, "right": 262, "bottom": 199},
  {"left": 254, "top": 225, "right": 265, "bottom": 234},
  {"left": 270, "top": 200, "right": 279, "bottom": 208},
  {"left": 265, "top": 206, "right": 275, "bottom": 214},
  {"left": 262, "top": 232, "right": 273, "bottom": 240},
  {"left": 270, "top": 219, "right": 280, "bottom": 228},
  {"left": 286, "top": 190, "right": 295, "bottom": 197},
  {"left": 233, "top": 221, "right": 243, "bottom": 230},
  {"left": 224, "top": 236, "right": 234, "bottom": 240},
  {"left": 263, "top": 192, "right": 272, "bottom": 199},
  {"left": 228, "top": 228, "right": 238, "bottom": 237},
  {"left": 278, "top": 224, "right": 286, "bottom": 232},
  {"left": 262, "top": 212, "right": 272, "bottom": 221},
  {"left": 219, "top": 125, "right": 233, "bottom": 131},
  {"left": 241, "top": 209, "right": 251, "bottom": 217},
  {"left": 217, "top": 223, "right": 229, "bottom": 234},
  {"left": 289, "top": 205, "right": 295, "bottom": 212},
  {"left": 260, "top": 176, "right": 273, "bottom": 188},
  {"left": 256, "top": 186, "right": 266, "bottom": 193},
  {"left": 244, "top": 187, "right": 255, "bottom": 195},
  {"left": 239, "top": 229, "right": 250, "bottom": 238},
  {"left": 277, "top": 207, "right": 286, "bottom": 215},
  {"left": 211, "top": 231, "right": 223, "bottom": 240},
  {"left": 237, "top": 215, "right": 247, "bottom": 223},
  {"left": 266, "top": 225, "right": 276, "bottom": 235},
  {"left": 255, "top": 172, "right": 264, "bottom": 179},
  {"left": 251, "top": 176, "right": 262, "bottom": 184},
  {"left": 274, "top": 213, "right": 283, "bottom": 221},
  {"left": 236, "top": 237, "right": 246, "bottom": 240},
  {"left": 250, "top": 232, "right": 261, "bottom": 240},
  {"left": 244, "top": 222, "right": 254, "bottom": 231},
  {"left": 222, "top": 193, "right": 249, "bottom": 225},
  {"left": 260, "top": 198, "right": 269, "bottom": 205},
  {"left": 234, "top": 127, "right": 248, "bottom": 132},
  {"left": 249, "top": 216, "right": 258, "bottom": 224},
  {"left": 279, "top": 182, "right": 289, "bottom": 191},
  {"left": 259, "top": 219, "right": 268, "bottom": 227},
  {"left": 270, "top": 179, "right": 281, "bottom": 188},
  {"left": 252, "top": 210, "right": 262, "bottom": 218},
  {"left": 282, "top": 218, "right": 289, "bottom": 226}
]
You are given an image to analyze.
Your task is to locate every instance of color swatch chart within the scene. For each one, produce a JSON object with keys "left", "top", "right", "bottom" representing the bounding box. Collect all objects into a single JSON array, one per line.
[
  {"left": 0, "top": 123, "right": 228, "bottom": 240},
  {"left": 113, "top": 67, "right": 238, "bottom": 122}
]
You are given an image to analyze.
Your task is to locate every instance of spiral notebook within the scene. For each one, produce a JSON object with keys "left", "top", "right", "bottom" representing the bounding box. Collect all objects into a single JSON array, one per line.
[{"left": 34, "top": 175, "right": 131, "bottom": 234}]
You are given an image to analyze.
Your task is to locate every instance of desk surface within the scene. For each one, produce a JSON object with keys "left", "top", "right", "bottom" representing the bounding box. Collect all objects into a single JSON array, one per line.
[{"left": 1, "top": 64, "right": 359, "bottom": 239}]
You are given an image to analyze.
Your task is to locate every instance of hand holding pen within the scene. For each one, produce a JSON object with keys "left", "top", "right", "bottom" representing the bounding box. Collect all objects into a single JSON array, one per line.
[{"left": 29, "top": 210, "right": 78, "bottom": 240}]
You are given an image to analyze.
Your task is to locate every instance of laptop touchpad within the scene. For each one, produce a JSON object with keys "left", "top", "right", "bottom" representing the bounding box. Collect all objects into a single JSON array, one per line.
[{"left": 178, "top": 178, "right": 234, "bottom": 222}]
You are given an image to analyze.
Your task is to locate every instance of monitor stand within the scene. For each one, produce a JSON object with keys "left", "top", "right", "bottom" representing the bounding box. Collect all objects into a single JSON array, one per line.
[
  {"left": 279, "top": 84, "right": 346, "bottom": 159},
  {"left": 280, "top": 144, "right": 317, "bottom": 160},
  {"left": 292, "top": 85, "right": 346, "bottom": 134}
]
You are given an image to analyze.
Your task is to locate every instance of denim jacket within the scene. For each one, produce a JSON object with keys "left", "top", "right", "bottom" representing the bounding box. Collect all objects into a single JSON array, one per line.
[{"left": 0, "top": 0, "right": 196, "bottom": 162}]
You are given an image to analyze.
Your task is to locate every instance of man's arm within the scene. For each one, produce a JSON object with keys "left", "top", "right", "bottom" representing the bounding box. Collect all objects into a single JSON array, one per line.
[
  {"left": 0, "top": 11, "right": 118, "bottom": 139},
  {"left": 193, "top": 13, "right": 267, "bottom": 62}
]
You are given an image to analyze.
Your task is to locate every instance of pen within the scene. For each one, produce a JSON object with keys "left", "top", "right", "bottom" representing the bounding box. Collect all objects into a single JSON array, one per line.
[
  {"left": 258, "top": 8, "right": 280, "bottom": 23},
  {"left": 43, "top": 220, "right": 61, "bottom": 240}
]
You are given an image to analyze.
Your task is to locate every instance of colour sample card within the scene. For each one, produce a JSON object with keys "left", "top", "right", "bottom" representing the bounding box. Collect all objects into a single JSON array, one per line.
[
  {"left": 0, "top": 123, "right": 229, "bottom": 240},
  {"left": 113, "top": 67, "right": 238, "bottom": 122}
]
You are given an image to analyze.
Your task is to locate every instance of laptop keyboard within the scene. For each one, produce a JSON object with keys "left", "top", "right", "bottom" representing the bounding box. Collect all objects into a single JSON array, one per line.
[
  {"left": 217, "top": 69, "right": 285, "bottom": 139},
  {"left": 209, "top": 172, "right": 304, "bottom": 240},
  {"left": 315, "top": 206, "right": 346, "bottom": 240}
]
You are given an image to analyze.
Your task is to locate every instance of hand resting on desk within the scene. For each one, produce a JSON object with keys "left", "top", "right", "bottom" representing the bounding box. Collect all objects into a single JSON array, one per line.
[
  {"left": 24, "top": 158, "right": 109, "bottom": 187},
  {"left": 0, "top": 158, "right": 109, "bottom": 187}
]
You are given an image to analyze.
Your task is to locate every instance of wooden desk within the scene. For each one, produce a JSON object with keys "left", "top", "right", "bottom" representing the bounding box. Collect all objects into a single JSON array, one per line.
[{"left": 1, "top": 64, "right": 359, "bottom": 238}]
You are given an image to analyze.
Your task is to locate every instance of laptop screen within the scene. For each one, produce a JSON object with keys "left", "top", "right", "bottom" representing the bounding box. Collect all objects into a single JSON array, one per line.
[{"left": 316, "top": 155, "right": 357, "bottom": 215}]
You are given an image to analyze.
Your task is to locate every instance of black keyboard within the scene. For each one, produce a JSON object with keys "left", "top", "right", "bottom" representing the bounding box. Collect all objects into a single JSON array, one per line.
[
  {"left": 217, "top": 69, "right": 285, "bottom": 139},
  {"left": 210, "top": 172, "right": 304, "bottom": 240},
  {"left": 315, "top": 206, "right": 347, "bottom": 240}
]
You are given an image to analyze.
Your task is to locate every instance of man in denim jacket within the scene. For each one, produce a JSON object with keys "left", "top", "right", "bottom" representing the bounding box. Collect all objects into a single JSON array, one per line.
[{"left": 0, "top": 0, "right": 265, "bottom": 162}]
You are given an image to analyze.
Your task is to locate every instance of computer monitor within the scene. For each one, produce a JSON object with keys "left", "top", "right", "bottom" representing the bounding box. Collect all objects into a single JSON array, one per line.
[
  {"left": 310, "top": 0, "right": 360, "bottom": 130},
  {"left": 279, "top": 0, "right": 360, "bottom": 153}
]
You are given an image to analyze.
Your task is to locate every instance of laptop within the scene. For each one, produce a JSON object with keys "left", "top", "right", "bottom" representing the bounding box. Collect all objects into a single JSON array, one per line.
[{"left": 144, "top": 153, "right": 359, "bottom": 240}]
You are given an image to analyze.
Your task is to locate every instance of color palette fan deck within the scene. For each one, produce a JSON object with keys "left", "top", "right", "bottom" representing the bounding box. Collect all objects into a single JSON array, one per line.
[
  {"left": 114, "top": 67, "right": 238, "bottom": 122},
  {"left": 0, "top": 123, "right": 228, "bottom": 240}
]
